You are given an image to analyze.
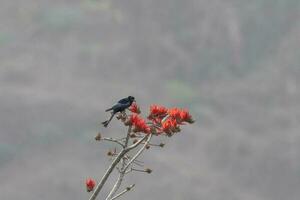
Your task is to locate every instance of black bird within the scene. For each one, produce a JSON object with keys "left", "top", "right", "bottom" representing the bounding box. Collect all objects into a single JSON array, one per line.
[{"left": 102, "top": 96, "right": 135, "bottom": 127}]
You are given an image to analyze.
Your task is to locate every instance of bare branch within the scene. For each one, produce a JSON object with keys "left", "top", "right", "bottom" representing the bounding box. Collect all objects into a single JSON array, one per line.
[
  {"left": 110, "top": 184, "right": 135, "bottom": 200},
  {"left": 89, "top": 124, "right": 150, "bottom": 200},
  {"left": 124, "top": 126, "right": 131, "bottom": 147},
  {"left": 124, "top": 168, "right": 132, "bottom": 174},
  {"left": 122, "top": 134, "right": 152, "bottom": 173},
  {"left": 105, "top": 170, "right": 125, "bottom": 200},
  {"left": 131, "top": 168, "right": 149, "bottom": 173},
  {"left": 132, "top": 160, "right": 144, "bottom": 167},
  {"left": 88, "top": 149, "right": 127, "bottom": 200},
  {"left": 102, "top": 138, "right": 125, "bottom": 148},
  {"left": 88, "top": 126, "right": 132, "bottom": 200},
  {"left": 105, "top": 134, "right": 150, "bottom": 200},
  {"left": 126, "top": 134, "right": 148, "bottom": 150},
  {"left": 105, "top": 128, "right": 134, "bottom": 200}
]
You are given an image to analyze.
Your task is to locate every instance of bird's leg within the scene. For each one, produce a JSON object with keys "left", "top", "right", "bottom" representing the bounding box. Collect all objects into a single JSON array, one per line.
[{"left": 102, "top": 112, "right": 115, "bottom": 127}]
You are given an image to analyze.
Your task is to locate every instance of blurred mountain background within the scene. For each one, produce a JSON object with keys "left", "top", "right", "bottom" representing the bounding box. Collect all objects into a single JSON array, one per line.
[{"left": 0, "top": 0, "right": 299, "bottom": 199}]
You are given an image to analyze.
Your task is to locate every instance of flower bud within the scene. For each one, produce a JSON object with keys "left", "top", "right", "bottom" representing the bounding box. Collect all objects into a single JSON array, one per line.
[
  {"left": 159, "top": 143, "right": 165, "bottom": 148},
  {"left": 95, "top": 132, "right": 101, "bottom": 141},
  {"left": 145, "top": 168, "right": 152, "bottom": 174},
  {"left": 129, "top": 102, "right": 141, "bottom": 114},
  {"left": 107, "top": 151, "right": 113, "bottom": 156},
  {"left": 86, "top": 178, "right": 96, "bottom": 192}
]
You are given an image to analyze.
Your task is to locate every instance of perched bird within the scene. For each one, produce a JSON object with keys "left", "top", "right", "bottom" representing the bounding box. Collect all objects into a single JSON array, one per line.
[{"left": 102, "top": 96, "right": 135, "bottom": 127}]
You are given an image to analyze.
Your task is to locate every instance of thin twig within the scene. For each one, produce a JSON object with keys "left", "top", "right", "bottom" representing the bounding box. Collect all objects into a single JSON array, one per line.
[
  {"left": 126, "top": 134, "right": 149, "bottom": 151},
  {"left": 105, "top": 127, "right": 132, "bottom": 200},
  {"left": 108, "top": 133, "right": 152, "bottom": 199},
  {"left": 102, "top": 138, "right": 125, "bottom": 148},
  {"left": 105, "top": 168, "right": 126, "bottom": 200},
  {"left": 123, "top": 155, "right": 144, "bottom": 164},
  {"left": 131, "top": 168, "right": 148, "bottom": 173},
  {"left": 89, "top": 125, "right": 148, "bottom": 200},
  {"left": 124, "top": 168, "right": 132, "bottom": 174},
  {"left": 132, "top": 161, "right": 144, "bottom": 167},
  {"left": 124, "top": 127, "right": 131, "bottom": 147},
  {"left": 88, "top": 148, "right": 127, "bottom": 200},
  {"left": 110, "top": 184, "right": 135, "bottom": 200},
  {"left": 122, "top": 134, "right": 152, "bottom": 173},
  {"left": 126, "top": 135, "right": 148, "bottom": 150},
  {"left": 89, "top": 126, "right": 133, "bottom": 200},
  {"left": 105, "top": 134, "right": 150, "bottom": 200}
]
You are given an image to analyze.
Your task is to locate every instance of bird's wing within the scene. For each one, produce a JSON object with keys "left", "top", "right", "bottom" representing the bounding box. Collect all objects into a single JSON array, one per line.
[
  {"left": 106, "top": 103, "right": 121, "bottom": 112},
  {"left": 118, "top": 98, "right": 128, "bottom": 104},
  {"left": 112, "top": 103, "right": 122, "bottom": 109}
]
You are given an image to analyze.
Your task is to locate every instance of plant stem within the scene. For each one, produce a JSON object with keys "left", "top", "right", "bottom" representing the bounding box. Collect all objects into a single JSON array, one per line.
[
  {"left": 88, "top": 149, "right": 127, "bottom": 200},
  {"left": 105, "top": 134, "right": 152, "bottom": 200},
  {"left": 110, "top": 184, "right": 135, "bottom": 200},
  {"left": 88, "top": 127, "right": 147, "bottom": 200}
]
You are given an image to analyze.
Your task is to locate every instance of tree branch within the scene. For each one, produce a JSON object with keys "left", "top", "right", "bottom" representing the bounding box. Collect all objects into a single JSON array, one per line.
[
  {"left": 122, "top": 134, "right": 152, "bottom": 173},
  {"left": 88, "top": 148, "right": 127, "bottom": 200},
  {"left": 105, "top": 168, "right": 125, "bottom": 200},
  {"left": 126, "top": 134, "right": 148, "bottom": 151},
  {"left": 105, "top": 134, "right": 152, "bottom": 200},
  {"left": 105, "top": 127, "right": 132, "bottom": 200},
  {"left": 110, "top": 184, "right": 135, "bottom": 200},
  {"left": 102, "top": 138, "right": 125, "bottom": 148},
  {"left": 89, "top": 126, "right": 132, "bottom": 200}
]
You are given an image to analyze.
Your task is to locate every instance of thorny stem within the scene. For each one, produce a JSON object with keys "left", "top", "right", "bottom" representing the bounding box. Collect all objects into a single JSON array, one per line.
[{"left": 88, "top": 126, "right": 147, "bottom": 200}]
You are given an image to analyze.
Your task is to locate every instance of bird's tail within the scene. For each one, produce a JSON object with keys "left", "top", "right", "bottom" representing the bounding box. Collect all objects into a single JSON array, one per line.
[{"left": 105, "top": 107, "right": 113, "bottom": 112}]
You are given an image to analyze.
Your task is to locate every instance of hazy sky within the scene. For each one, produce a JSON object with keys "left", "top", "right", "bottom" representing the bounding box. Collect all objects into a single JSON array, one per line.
[{"left": 0, "top": 1, "right": 299, "bottom": 200}]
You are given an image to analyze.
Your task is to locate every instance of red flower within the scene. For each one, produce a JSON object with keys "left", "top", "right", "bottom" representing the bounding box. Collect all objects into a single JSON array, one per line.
[
  {"left": 168, "top": 108, "right": 182, "bottom": 121},
  {"left": 148, "top": 105, "right": 168, "bottom": 119},
  {"left": 127, "top": 114, "right": 139, "bottom": 125},
  {"left": 86, "top": 178, "right": 96, "bottom": 192},
  {"left": 168, "top": 108, "right": 194, "bottom": 124},
  {"left": 126, "top": 104, "right": 193, "bottom": 136},
  {"left": 179, "top": 109, "right": 194, "bottom": 123},
  {"left": 129, "top": 114, "right": 150, "bottom": 134},
  {"left": 161, "top": 118, "right": 180, "bottom": 135},
  {"left": 149, "top": 117, "right": 162, "bottom": 125},
  {"left": 129, "top": 102, "right": 141, "bottom": 114}
]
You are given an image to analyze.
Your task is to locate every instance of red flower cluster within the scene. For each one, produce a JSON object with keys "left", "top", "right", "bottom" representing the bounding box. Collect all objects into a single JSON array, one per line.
[
  {"left": 148, "top": 105, "right": 168, "bottom": 119},
  {"left": 86, "top": 178, "right": 96, "bottom": 192},
  {"left": 129, "top": 102, "right": 141, "bottom": 114},
  {"left": 168, "top": 108, "right": 194, "bottom": 124},
  {"left": 124, "top": 104, "right": 193, "bottom": 136},
  {"left": 162, "top": 118, "right": 180, "bottom": 135},
  {"left": 128, "top": 114, "right": 150, "bottom": 134},
  {"left": 150, "top": 105, "right": 194, "bottom": 136}
]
